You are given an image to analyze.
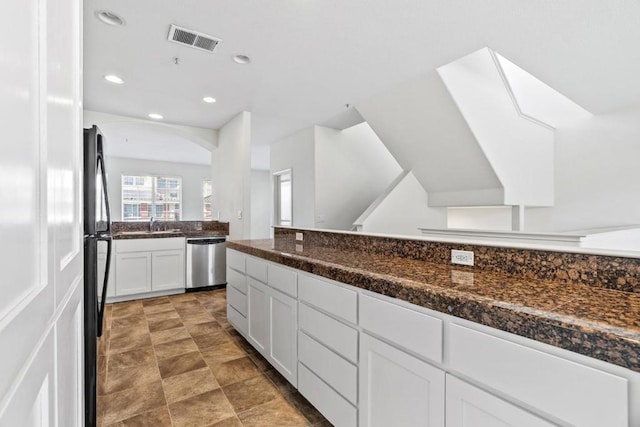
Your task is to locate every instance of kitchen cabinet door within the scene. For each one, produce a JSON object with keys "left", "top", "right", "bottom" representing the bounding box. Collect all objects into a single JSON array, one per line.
[
  {"left": 151, "top": 249, "right": 185, "bottom": 291},
  {"left": 115, "top": 252, "right": 152, "bottom": 296},
  {"left": 446, "top": 375, "right": 554, "bottom": 427},
  {"left": 359, "top": 333, "right": 445, "bottom": 427},
  {"left": 247, "top": 277, "right": 269, "bottom": 354},
  {"left": 269, "top": 289, "right": 297, "bottom": 386}
]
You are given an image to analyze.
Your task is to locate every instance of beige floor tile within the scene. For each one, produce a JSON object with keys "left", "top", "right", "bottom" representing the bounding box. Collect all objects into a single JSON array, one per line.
[
  {"left": 158, "top": 351, "right": 208, "bottom": 379},
  {"left": 193, "top": 330, "right": 232, "bottom": 352},
  {"left": 237, "top": 397, "right": 308, "bottom": 427},
  {"left": 210, "top": 356, "right": 260, "bottom": 387},
  {"left": 108, "top": 333, "right": 152, "bottom": 355},
  {"left": 150, "top": 326, "right": 191, "bottom": 346},
  {"left": 184, "top": 320, "right": 223, "bottom": 337},
  {"left": 141, "top": 296, "right": 171, "bottom": 307},
  {"left": 207, "top": 416, "right": 243, "bottom": 427},
  {"left": 143, "top": 302, "right": 175, "bottom": 315},
  {"left": 111, "top": 302, "right": 144, "bottom": 319},
  {"left": 222, "top": 375, "right": 280, "bottom": 413},
  {"left": 100, "top": 290, "right": 330, "bottom": 427},
  {"left": 116, "top": 406, "right": 172, "bottom": 427},
  {"left": 111, "top": 315, "right": 148, "bottom": 330},
  {"left": 168, "top": 389, "right": 235, "bottom": 427},
  {"left": 201, "top": 341, "right": 246, "bottom": 365},
  {"left": 105, "top": 362, "right": 161, "bottom": 394},
  {"left": 148, "top": 318, "right": 183, "bottom": 333},
  {"left": 162, "top": 367, "right": 219, "bottom": 404},
  {"left": 107, "top": 347, "right": 155, "bottom": 372},
  {"left": 102, "top": 380, "right": 166, "bottom": 425},
  {"left": 154, "top": 337, "right": 199, "bottom": 360}
]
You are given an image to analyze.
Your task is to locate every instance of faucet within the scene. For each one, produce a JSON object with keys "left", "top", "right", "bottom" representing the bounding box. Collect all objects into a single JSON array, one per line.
[{"left": 149, "top": 216, "right": 156, "bottom": 232}]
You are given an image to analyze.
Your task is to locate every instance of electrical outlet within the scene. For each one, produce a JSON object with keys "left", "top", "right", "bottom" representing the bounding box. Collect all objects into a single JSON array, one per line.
[
  {"left": 295, "top": 232, "right": 303, "bottom": 241},
  {"left": 451, "top": 249, "right": 474, "bottom": 266}
]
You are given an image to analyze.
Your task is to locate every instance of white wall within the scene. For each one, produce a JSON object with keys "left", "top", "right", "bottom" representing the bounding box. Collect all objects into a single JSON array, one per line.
[
  {"left": 448, "top": 206, "right": 513, "bottom": 231},
  {"left": 360, "top": 172, "right": 447, "bottom": 235},
  {"left": 357, "top": 69, "right": 504, "bottom": 207},
  {"left": 211, "top": 112, "right": 252, "bottom": 240},
  {"left": 251, "top": 170, "right": 271, "bottom": 239},
  {"left": 315, "top": 124, "right": 402, "bottom": 230},
  {"left": 526, "top": 107, "right": 640, "bottom": 232},
  {"left": 437, "top": 47, "right": 554, "bottom": 207},
  {"left": 270, "top": 127, "right": 316, "bottom": 228},
  {"left": 105, "top": 156, "right": 212, "bottom": 221}
]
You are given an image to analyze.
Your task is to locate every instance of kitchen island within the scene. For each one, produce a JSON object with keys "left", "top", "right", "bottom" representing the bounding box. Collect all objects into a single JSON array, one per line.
[{"left": 226, "top": 227, "right": 640, "bottom": 427}]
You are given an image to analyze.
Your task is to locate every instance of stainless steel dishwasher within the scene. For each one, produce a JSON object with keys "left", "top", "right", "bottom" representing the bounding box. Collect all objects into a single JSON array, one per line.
[{"left": 186, "top": 237, "right": 227, "bottom": 290}]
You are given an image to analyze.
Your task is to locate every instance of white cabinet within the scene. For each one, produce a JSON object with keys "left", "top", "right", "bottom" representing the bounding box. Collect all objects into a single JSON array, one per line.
[
  {"left": 227, "top": 249, "right": 248, "bottom": 336},
  {"left": 448, "top": 323, "right": 628, "bottom": 427},
  {"left": 247, "top": 277, "right": 269, "bottom": 353},
  {"left": 226, "top": 251, "right": 638, "bottom": 427},
  {"left": 359, "top": 333, "right": 445, "bottom": 427},
  {"left": 115, "top": 252, "right": 152, "bottom": 296},
  {"left": 446, "top": 375, "right": 554, "bottom": 427},
  {"left": 233, "top": 251, "right": 299, "bottom": 386},
  {"left": 112, "top": 237, "right": 185, "bottom": 300},
  {"left": 269, "top": 289, "right": 298, "bottom": 384},
  {"left": 152, "top": 250, "right": 185, "bottom": 290}
]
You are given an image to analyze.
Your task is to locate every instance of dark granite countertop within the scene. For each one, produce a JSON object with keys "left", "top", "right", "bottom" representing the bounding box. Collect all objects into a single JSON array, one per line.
[
  {"left": 113, "top": 230, "right": 227, "bottom": 240},
  {"left": 227, "top": 239, "right": 640, "bottom": 373}
]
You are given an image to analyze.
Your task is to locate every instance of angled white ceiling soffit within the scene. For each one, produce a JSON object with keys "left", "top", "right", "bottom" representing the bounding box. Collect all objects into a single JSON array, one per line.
[
  {"left": 356, "top": 69, "right": 505, "bottom": 208},
  {"left": 493, "top": 52, "right": 592, "bottom": 128},
  {"left": 84, "top": 110, "right": 216, "bottom": 165},
  {"left": 437, "top": 47, "right": 571, "bottom": 207}
]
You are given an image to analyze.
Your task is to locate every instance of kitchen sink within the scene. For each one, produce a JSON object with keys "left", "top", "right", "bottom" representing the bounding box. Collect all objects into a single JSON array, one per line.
[{"left": 118, "top": 229, "right": 182, "bottom": 235}]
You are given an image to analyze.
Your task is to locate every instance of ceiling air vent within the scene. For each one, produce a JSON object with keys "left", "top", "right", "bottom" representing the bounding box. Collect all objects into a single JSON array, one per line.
[{"left": 167, "top": 24, "right": 221, "bottom": 53}]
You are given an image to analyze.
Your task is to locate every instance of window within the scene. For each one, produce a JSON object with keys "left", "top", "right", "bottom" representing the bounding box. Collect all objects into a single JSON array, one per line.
[
  {"left": 121, "top": 174, "right": 182, "bottom": 221},
  {"left": 203, "top": 180, "right": 212, "bottom": 219},
  {"left": 274, "top": 169, "right": 292, "bottom": 226}
]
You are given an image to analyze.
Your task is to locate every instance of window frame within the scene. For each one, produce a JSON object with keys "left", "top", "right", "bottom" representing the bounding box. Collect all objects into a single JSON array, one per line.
[
  {"left": 202, "top": 179, "right": 213, "bottom": 220},
  {"left": 121, "top": 173, "right": 183, "bottom": 221},
  {"left": 273, "top": 169, "right": 293, "bottom": 227}
]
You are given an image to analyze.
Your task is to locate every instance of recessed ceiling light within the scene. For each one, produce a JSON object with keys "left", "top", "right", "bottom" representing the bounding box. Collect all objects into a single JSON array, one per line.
[
  {"left": 203, "top": 97, "right": 217, "bottom": 104},
  {"left": 232, "top": 55, "right": 251, "bottom": 64},
  {"left": 95, "top": 10, "right": 125, "bottom": 26},
  {"left": 104, "top": 74, "right": 124, "bottom": 84},
  {"left": 148, "top": 113, "right": 163, "bottom": 120}
]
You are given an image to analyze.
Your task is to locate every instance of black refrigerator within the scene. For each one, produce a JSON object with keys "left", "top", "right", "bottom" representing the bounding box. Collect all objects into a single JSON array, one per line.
[{"left": 83, "top": 125, "right": 112, "bottom": 427}]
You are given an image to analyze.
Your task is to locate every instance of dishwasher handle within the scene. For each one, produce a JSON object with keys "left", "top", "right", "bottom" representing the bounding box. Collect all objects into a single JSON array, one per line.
[{"left": 187, "top": 238, "right": 226, "bottom": 245}]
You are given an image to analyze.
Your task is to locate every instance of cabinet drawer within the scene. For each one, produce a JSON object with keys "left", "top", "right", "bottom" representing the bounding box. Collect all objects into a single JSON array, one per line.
[
  {"left": 227, "top": 249, "right": 246, "bottom": 273},
  {"left": 227, "top": 268, "right": 247, "bottom": 294},
  {"left": 246, "top": 256, "right": 268, "bottom": 283},
  {"left": 227, "top": 285, "right": 247, "bottom": 316},
  {"left": 298, "top": 363, "right": 357, "bottom": 427},
  {"left": 299, "top": 332, "right": 357, "bottom": 404},
  {"left": 267, "top": 263, "right": 297, "bottom": 297},
  {"left": 360, "top": 293, "right": 442, "bottom": 364},
  {"left": 299, "top": 303, "right": 358, "bottom": 363},
  {"left": 298, "top": 273, "right": 357, "bottom": 324},
  {"left": 449, "top": 324, "right": 628, "bottom": 427},
  {"left": 227, "top": 304, "right": 247, "bottom": 337}
]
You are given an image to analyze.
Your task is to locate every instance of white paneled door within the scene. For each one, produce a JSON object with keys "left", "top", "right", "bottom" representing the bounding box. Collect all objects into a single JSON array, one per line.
[{"left": 0, "top": 0, "right": 83, "bottom": 425}]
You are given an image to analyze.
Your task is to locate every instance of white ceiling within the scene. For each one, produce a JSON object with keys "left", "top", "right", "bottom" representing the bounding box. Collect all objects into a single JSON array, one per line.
[{"left": 83, "top": 0, "right": 640, "bottom": 150}]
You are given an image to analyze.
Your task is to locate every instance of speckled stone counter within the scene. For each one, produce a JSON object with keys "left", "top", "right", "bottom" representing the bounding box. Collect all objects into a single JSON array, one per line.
[
  {"left": 112, "top": 220, "right": 228, "bottom": 240},
  {"left": 226, "top": 238, "right": 640, "bottom": 373}
]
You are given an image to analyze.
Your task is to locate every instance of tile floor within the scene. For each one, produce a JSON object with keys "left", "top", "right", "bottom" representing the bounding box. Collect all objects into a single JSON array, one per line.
[{"left": 98, "top": 289, "right": 331, "bottom": 426}]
